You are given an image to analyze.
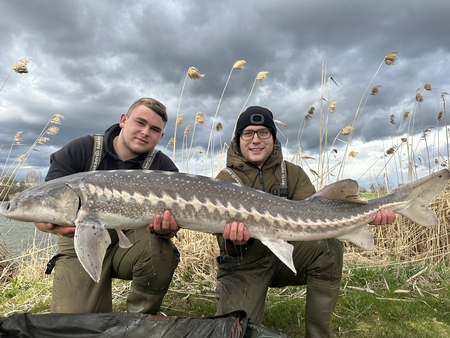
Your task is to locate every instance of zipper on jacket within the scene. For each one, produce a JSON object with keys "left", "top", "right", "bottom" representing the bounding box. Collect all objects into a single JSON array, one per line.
[{"left": 259, "top": 169, "right": 266, "bottom": 192}]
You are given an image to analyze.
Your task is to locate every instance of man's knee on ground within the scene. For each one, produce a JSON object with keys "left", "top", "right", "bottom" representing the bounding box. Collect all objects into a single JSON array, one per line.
[
  {"left": 130, "top": 239, "right": 180, "bottom": 294},
  {"left": 302, "top": 239, "right": 344, "bottom": 282}
]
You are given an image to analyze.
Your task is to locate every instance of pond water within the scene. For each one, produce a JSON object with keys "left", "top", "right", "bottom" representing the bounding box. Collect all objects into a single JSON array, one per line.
[{"left": 0, "top": 203, "right": 57, "bottom": 259}]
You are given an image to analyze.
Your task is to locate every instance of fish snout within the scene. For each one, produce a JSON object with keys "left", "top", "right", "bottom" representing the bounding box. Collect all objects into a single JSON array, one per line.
[{"left": 0, "top": 202, "right": 10, "bottom": 216}]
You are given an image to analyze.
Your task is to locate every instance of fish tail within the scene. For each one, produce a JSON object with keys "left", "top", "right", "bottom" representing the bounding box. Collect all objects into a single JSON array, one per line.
[{"left": 391, "top": 169, "right": 450, "bottom": 227}]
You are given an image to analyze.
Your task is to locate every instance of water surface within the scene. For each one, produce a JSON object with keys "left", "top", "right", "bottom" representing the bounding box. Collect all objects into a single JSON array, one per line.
[{"left": 0, "top": 203, "right": 57, "bottom": 258}]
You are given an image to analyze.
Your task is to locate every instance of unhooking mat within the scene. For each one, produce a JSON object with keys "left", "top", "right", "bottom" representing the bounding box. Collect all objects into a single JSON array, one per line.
[{"left": 0, "top": 311, "right": 290, "bottom": 338}]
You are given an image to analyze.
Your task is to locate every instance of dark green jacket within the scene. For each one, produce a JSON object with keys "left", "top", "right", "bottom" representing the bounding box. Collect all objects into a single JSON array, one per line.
[{"left": 216, "top": 138, "right": 316, "bottom": 257}]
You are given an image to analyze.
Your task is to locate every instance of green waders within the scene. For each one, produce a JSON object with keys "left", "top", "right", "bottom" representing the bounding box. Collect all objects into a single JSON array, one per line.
[
  {"left": 216, "top": 238, "right": 343, "bottom": 337},
  {"left": 50, "top": 227, "right": 179, "bottom": 314}
]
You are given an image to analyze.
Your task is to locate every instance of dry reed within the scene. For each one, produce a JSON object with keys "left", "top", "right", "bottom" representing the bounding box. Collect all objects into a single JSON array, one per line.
[
  {"left": 172, "top": 67, "right": 204, "bottom": 162},
  {"left": 203, "top": 60, "right": 245, "bottom": 176}
]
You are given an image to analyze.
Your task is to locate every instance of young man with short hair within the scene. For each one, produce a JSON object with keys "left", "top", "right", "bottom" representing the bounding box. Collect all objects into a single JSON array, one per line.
[{"left": 35, "top": 97, "right": 180, "bottom": 314}]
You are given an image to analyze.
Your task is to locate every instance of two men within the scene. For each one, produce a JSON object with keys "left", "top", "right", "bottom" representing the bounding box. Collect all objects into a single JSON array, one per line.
[
  {"left": 36, "top": 99, "right": 394, "bottom": 336},
  {"left": 35, "top": 98, "right": 180, "bottom": 314},
  {"left": 215, "top": 106, "right": 395, "bottom": 337}
]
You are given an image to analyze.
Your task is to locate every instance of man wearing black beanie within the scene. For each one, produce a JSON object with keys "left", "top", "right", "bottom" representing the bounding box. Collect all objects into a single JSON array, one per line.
[
  {"left": 215, "top": 106, "right": 396, "bottom": 337},
  {"left": 234, "top": 106, "right": 277, "bottom": 143}
]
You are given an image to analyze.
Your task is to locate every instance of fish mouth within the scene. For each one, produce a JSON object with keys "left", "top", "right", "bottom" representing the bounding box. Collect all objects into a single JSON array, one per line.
[{"left": 0, "top": 202, "right": 10, "bottom": 216}]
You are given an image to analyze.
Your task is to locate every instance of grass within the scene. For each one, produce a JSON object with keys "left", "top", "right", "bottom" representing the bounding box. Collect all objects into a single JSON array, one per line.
[{"left": 1, "top": 252, "right": 449, "bottom": 337}]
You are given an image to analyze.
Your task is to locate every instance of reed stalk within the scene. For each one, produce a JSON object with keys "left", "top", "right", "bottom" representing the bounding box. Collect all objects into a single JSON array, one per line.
[
  {"left": 202, "top": 61, "right": 245, "bottom": 176},
  {"left": 230, "top": 71, "right": 269, "bottom": 141},
  {"left": 172, "top": 67, "right": 204, "bottom": 163},
  {"left": 338, "top": 51, "right": 399, "bottom": 181}
]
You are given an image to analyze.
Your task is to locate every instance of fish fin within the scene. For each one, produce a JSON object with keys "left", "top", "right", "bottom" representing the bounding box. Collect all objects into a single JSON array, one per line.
[
  {"left": 398, "top": 205, "right": 439, "bottom": 227},
  {"left": 392, "top": 169, "right": 450, "bottom": 227},
  {"left": 261, "top": 239, "right": 296, "bottom": 274},
  {"left": 337, "top": 227, "right": 374, "bottom": 250},
  {"left": 312, "top": 179, "right": 367, "bottom": 204},
  {"left": 116, "top": 229, "right": 133, "bottom": 248},
  {"left": 74, "top": 219, "right": 111, "bottom": 283}
]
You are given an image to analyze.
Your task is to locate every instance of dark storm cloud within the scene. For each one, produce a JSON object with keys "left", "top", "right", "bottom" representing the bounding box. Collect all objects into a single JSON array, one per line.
[{"left": 0, "top": 0, "right": 449, "bottom": 184}]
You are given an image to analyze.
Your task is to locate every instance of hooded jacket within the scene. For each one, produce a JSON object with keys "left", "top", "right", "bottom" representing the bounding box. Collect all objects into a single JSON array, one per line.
[{"left": 216, "top": 137, "right": 316, "bottom": 257}]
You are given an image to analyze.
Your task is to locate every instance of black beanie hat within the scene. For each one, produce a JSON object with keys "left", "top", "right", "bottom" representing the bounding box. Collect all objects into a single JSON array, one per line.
[{"left": 235, "top": 106, "right": 277, "bottom": 143}]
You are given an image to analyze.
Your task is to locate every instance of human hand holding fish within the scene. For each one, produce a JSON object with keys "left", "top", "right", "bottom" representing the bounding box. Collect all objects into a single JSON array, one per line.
[
  {"left": 219, "top": 221, "right": 250, "bottom": 245},
  {"left": 34, "top": 221, "right": 76, "bottom": 238},
  {"left": 146, "top": 209, "right": 179, "bottom": 239},
  {"left": 369, "top": 209, "right": 396, "bottom": 225}
]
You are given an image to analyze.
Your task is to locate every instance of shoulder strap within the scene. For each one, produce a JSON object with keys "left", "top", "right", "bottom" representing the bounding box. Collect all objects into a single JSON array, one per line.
[
  {"left": 222, "top": 167, "right": 244, "bottom": 185},
  {"left": 141, "top": 149, "right": 160, "bottom": 170},
  {"left": 279, "top": 160, "right": 288, "bottom": 198},
  {"left": 89, "top": 135, "right": 159, "bottom": 171},
  {"left": 89, "top": 134, "right": 104, "bottom": 171}
]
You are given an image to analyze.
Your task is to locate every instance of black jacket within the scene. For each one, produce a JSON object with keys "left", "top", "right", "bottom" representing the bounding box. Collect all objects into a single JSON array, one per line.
[{"left": 45, "top": 124, "right": 177, "bottom": 181}]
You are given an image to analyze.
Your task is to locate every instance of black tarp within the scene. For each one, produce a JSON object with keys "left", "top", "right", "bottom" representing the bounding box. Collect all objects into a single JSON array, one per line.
[{"left": 0, "top": 311, "right": 290, "bottom": 338}]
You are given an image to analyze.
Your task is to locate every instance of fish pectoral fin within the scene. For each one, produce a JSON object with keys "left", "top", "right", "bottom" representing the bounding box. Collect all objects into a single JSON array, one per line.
[
  {"left": 116, "top": 229, "right": 133, "bottom": 248},
  {"left": 261, "top": 239, "right": 296, "bottom": 275},
  {"left": 74, "top": 219, "right": 111, "bottom": 283},
  {"left": 337, "top": 227, "right": 375, "bottom": 250}
]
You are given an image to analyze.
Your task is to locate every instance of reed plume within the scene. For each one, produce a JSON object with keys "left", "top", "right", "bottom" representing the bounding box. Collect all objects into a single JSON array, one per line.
[
  {"left": 384, "top": 50, "right": 399, "bottom": 65},
  {"left": 188, "top": 67, "right": 205, "bottom": 79},
  {"left": 341, "top": 126, "right": 353, "bottom": 135},
  {"left": 13, "top": 132, "right": 23, "bottom": 144},
  {"left": 390, "top": 114, "right": 395, "bottom": 125},
  {"left": 328, "top": 102, "right": 337, "bottom": 112},
  {"left": 38, "top": 137, "right": 50, "bottom": 145},
  {"left": 176, "top": 114, "right": 184, "bottom": 126},
  {"left": 233, "top": 60, "right": 246, "bottom": 69},
  {"left": 1, "top": 57, "right": 33, "bottom": 92},
  {"left": 256, "top": 71, "right": 268, "bottom": 82},
  {"left": 371, "top": 85, "right": 381, "bottom": 96}
]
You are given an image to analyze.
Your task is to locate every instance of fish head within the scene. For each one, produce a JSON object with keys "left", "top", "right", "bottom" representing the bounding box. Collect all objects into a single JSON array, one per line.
[{"left": 1, "top": 180, "right": 80, "bottom": 225}]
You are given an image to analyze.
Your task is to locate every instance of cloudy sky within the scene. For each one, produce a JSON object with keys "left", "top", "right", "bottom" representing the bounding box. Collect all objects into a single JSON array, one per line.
[{"left": 1, "top": 0, "right": 449, "bottom": 189}]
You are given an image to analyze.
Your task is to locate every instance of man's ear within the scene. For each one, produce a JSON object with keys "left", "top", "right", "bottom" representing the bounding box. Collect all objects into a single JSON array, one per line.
[{"left": 119, "top": 113, "right": 127, "bottom": 128}]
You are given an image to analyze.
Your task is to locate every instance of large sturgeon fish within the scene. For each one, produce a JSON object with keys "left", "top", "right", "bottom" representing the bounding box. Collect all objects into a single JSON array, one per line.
[{"left": 1, "top": 169, "right": 449, "bottom": 282}]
